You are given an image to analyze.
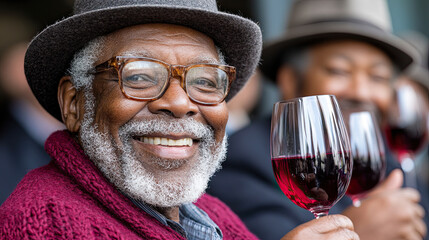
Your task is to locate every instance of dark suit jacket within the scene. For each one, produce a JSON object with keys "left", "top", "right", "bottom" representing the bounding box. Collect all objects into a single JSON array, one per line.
[
  {"left": 0, "top": 107, "right": 51, "bottom": 204},
  {"left": 208, "top": 116, "right": 429, "bottom": 240}
]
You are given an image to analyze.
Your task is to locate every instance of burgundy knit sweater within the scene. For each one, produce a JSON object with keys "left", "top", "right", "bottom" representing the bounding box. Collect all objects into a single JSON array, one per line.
[{"left": 0, "top": 130, "right": 257, "bottom": 239}]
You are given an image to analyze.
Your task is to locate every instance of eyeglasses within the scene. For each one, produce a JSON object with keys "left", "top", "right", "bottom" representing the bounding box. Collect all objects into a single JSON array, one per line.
[{"left": 90, "top": 56, "right": 236, "bottom": 105}]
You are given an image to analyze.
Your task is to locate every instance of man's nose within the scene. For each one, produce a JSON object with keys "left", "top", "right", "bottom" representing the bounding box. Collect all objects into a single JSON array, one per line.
[
  {"left": 349, "top": 72, "right": 372, "bottom": 102},
  {"left": 147, "top": 79, "right": 199, "bottom": 118}
]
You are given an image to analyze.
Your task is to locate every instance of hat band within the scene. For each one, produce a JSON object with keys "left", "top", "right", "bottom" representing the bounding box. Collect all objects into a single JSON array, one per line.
[{"left": 291, "top": 18, "right": 386, "bottom": 32}]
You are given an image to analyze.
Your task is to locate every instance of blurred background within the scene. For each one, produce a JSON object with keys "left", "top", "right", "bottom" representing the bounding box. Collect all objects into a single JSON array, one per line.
[
  {"left": 217, "top": 0, "right": 429, "bottom": 41},
  {"left": 2, "top": 0, "right": 429, "bottom": 40},
  {"left": 0, "top": 0, "right": 427, "bottom": 201}
]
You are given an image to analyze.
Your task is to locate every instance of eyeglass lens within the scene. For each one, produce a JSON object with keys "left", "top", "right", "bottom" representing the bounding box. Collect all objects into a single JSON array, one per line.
[{"left": 121, "top": 60, "right": 229, "bottom": 104}]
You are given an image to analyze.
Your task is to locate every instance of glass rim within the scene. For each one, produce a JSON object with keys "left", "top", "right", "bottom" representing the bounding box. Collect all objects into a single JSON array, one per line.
[{"left": 274, "top": 95, "right": 337, "bottom": 105}]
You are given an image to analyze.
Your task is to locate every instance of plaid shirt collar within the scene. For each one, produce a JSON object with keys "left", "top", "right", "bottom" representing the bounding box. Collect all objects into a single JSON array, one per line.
[{"left": 128, "top": 197, "right": 223, "bottom": 240}]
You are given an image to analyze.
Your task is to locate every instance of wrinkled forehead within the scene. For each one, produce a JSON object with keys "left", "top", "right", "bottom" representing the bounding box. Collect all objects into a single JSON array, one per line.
[{"left": 95, "top": 23, "right": 219, "bottom": 65}]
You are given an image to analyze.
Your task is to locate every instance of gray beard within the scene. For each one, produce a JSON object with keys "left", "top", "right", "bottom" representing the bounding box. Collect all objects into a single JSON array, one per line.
[{"left": 79, "top": 88, "right": 227, "bottom": 207}]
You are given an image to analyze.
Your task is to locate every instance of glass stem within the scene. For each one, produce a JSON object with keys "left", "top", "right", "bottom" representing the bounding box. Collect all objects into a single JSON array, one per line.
[
  {"left": 401, "top": 157, "right": 417, "bottom": 188},
  {"left": 313, "top": 210, "right": 329, "bottom": 219},
  {"left": 352, "top": 198, "right": 361, "bottom": 207}
]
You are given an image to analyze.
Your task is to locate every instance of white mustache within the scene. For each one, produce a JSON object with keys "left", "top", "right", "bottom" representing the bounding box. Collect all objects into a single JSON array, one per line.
[{"left": 118, "top": 117, "right": 214, "bottom": 142}]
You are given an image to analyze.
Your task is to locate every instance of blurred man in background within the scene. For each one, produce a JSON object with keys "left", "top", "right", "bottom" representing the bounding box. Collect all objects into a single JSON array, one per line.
[
  {"left": 225, "top": 70, "right": 262, "bottom": 135},
  {"left": 0, "top": 11, "right": 64, "bottom": 203},
  {"left": 208, "top": 0, "right": 428, "bottom": 239},
  {"left": 225, "top": 70, "right": 280, "bottom": 135}
]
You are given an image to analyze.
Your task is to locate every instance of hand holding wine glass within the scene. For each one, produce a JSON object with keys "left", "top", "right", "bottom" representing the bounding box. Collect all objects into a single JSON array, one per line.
[
  {"left": 342, "top": 169, "right": 427, "bottom": 240},
  {"left": 271, "top": 95, "right": 352, "bottom": 219},
  {"left": 280, "top": 215, "right": 359, "bottom": 240}
]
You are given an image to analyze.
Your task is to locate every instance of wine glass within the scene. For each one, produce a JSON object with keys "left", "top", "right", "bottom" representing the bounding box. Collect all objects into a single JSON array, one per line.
[
  {"left": 343, "top": 109, "right": 386, "bottom": 207},
  {"left": 384, "top": 82, "right": 429, "bottom": 187},
  {"left": 270, "top": 95, "right": 352, "bottom": 219}
]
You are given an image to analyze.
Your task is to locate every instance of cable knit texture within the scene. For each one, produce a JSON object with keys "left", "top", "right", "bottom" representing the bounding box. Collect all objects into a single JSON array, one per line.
[{"left": 0, "top": 130, "right": 257, "bottom": 239}]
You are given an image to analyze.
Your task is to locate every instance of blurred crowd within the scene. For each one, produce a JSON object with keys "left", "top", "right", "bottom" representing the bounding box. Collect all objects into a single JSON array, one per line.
[
  {"left": 0, "top": 2, "right": 70, "bottom": 203},
  {"left": 0, "top": 0, "right": 428, "bottom": 239}
]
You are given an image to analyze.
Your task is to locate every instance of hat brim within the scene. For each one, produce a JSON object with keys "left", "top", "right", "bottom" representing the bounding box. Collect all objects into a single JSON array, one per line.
[
  {"left": 405, "top": 64, "right": 429, "bottom": 92},
  {"left": 25, "top": 5, "right": 262, "bottom": 121},
  {"left": 261, "top": 22, "right": 418, "bottom": 81}
]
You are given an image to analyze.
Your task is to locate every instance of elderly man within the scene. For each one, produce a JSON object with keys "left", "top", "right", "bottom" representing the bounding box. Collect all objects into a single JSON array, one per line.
[
  {"left": 208, "top": 0, "right": 429, "bottom": 240},
  {"left": 0, "top": 0, "right": 360, "bottom": 239}
]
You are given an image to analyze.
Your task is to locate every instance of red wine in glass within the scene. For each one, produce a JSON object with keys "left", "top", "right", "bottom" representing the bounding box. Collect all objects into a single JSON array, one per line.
[
  {"left": 272, "top": 153, "right": 351, "bottom": 212},
  {"left": 344, "top": 110, "right": 386, "bottom": 206},
  {"left": 384, "top": 83, "right": 429, "bottom": 187},
  {"left": 271, "top": 95, "right": 352, "bottom": 218},
  {"left": 384, "top": 125, "right": 428, "bottom": 161},
  {"left": 346, "top": 155, "right": 386, "bottom": 203}
]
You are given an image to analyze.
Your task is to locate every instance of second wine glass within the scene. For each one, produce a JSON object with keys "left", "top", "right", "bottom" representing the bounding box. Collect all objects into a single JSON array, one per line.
[
  {"left": 384, "top": 82, "right": 429, "bottom": 187},
  {"left": 271, "top": 95, "right": 352, "bottom": 219},
  {"left": 344, "top": 110, "right": 386, "bottom": 207}
]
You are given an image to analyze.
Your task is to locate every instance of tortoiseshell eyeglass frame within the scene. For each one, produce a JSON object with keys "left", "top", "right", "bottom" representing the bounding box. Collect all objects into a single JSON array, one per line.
[{"left": 89, "top": 56, "right": 236, "bottom": 106}]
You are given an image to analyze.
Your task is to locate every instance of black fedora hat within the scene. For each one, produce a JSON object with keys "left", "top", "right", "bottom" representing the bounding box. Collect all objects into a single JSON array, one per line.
[
  {"left": 261, "top": 0, "right": 418, "bottom": 81},
  {"left": 24, "top": 0, "right": 262, "bottom": 121}
]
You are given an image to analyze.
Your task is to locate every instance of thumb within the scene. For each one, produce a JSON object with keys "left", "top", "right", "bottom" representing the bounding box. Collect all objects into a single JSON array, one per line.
[{"left": 367, "top": 169, "right": 403, "bottom": 196}]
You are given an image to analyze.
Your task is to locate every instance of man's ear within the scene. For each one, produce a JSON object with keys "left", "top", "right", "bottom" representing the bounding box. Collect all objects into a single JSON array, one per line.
[
  {"left": 276, "top": 65, "right": 298, "bottom": 100},
  {"left": 58, "top": 76, "right": 83, "bottom": 133}
]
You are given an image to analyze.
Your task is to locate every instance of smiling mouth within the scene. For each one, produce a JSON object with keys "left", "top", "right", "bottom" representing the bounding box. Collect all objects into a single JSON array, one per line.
[{"left": 133, "top": 136, "right": 193, "bottom": 147}]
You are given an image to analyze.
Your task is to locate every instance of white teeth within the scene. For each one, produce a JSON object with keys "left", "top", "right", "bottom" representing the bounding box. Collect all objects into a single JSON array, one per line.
[{"left": 140, "top": 137, "right": 193, "bottom": 146}]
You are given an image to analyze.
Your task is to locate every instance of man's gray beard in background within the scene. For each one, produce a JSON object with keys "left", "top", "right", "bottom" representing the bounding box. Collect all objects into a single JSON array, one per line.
[{"left": 79, "top": 88, "right": 228, "bottom": 207}]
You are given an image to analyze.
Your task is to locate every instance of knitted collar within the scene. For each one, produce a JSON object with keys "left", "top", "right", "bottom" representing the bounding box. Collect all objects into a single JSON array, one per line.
[{"left": 44, "top": 130, "right": 185, "bottom": 239}]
